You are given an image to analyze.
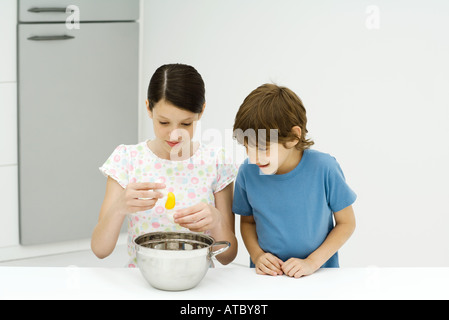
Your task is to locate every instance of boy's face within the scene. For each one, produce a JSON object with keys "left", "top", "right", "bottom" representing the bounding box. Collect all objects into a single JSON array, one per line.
[
  {"left": 246, "top": 142, "right": 293, "bottom": 175},
  {"left": 147, "top": 99, "right": 203, "bottom": 157}
]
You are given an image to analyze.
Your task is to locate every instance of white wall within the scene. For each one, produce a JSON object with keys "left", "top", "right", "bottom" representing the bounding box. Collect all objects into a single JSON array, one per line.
[
  {"left": 0, "top": 0, "right": 19, "bottom": 248},
  {"left": 141, "top": 0, "right": 449, "bottom": 267}
]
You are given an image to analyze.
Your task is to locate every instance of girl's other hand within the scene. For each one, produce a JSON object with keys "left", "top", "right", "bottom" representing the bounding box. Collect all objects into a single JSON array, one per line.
[
  {"left": 254, "top": 252, "right": 284, "bottom": 276},
  {"left": 174, "top": 203, "right": 221, "bottom": 232},
  {"left": 120, "top": 182, "right": 165, "bottom": 215}
]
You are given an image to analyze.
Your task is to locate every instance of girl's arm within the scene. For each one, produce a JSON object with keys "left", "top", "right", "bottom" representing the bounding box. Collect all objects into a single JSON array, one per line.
[
  {"left": 174, "top": 183, "right": 238, "bottom": 265},
  {"left": 209, "top": 183, "right": 238, "bottom": 265},
  {"left": 91, "top": 177, "right": 164, "bottom": 259}
]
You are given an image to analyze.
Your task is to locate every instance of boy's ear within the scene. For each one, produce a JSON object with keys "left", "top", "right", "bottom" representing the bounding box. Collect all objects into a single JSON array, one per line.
[
  {"left": 146, "top": 100, "right": 153, "bottom": 119},
  {"left": 286, "top": 126, "right": 302, "bottom": 148}
]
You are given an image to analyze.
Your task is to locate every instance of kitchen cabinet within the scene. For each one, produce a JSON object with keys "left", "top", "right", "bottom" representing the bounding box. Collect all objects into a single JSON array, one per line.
[
  {"left": 18, "top": 1, "right": 139, "bottom": 245},
  {"left": 0, "top": 84, "right": 17, "bottom": 166}
]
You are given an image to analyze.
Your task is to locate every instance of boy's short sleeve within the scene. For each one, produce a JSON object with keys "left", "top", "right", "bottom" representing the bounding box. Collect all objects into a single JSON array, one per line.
[
  {"left": 99, "top": 144, "right": 129, "bottom": 189},
  {"left": 232, "top": 165, "right": 253, "bottom": 216},
  {"left": 212, "top": 148, "right": 239, "bottom": 193},
  {"left": 326, "top": 158, "right": 357, "bottom": 213}
]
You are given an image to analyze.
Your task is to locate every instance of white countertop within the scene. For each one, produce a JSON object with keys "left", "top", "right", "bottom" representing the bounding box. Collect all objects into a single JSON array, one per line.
[{"left": 1, "top": 266, "right": 448, "bottom": 300}]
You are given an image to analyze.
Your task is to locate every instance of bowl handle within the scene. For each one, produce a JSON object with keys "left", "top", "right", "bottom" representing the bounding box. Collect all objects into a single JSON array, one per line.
[{"left": 210, "top": 241, "right": 231, "bottom": 258}]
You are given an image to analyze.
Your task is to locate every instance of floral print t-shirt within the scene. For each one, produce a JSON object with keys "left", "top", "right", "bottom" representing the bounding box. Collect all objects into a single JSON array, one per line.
[{"left": 99, "top": 141, "right": 238, "bottom": 267}]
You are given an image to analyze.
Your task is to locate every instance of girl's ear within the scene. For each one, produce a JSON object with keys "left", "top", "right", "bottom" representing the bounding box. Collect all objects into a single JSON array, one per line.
[
  {"left": 198, "top": 103, "right": 206, "bottom": 120},
  {"left": 146, "top": 100, "right": 153, "bottom": 119}
]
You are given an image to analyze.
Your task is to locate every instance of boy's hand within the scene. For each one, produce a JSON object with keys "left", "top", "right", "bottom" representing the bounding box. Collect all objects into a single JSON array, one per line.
[
  {"left": 253, "top": 252, "right": 284, "bottom": 276},
  {"left": 281, "top": 258, "right": 319, "bottom": 278}
]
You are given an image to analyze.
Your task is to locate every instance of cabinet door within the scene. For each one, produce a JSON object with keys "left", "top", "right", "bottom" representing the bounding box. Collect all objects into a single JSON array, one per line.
[
  {"left": 18, "top": 23, "right": 138, "bottom": 245},
  {"left": 19, "top": 0, "right": 139, "bottom": 22}
]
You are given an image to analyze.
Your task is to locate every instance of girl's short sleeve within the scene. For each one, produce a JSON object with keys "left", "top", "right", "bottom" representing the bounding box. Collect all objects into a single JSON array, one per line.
[
  {"left": 99, "top": 144, "right": 129, "bottom": 189},
  {"left": 212, "top": 147, "right": 239, "bottom": 193}
]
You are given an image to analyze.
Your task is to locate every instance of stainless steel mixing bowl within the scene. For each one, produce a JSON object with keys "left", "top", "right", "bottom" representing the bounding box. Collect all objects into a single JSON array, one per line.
[{"left": 134, "top": 232, "right": 230, "bottom": 291}]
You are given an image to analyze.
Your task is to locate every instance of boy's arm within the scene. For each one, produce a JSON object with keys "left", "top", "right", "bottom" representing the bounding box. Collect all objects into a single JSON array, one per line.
[
  {"left": 240, "top": 215, "right": 283, "bottom": 276},
  {"left": 307, "top": 204, "right": 356, "bottom": 269},
  {"left": 240, "top": 215, "right": 263, "bottom": 262},
  {"left": 282, "top": 205, "right": 356, "bottom": 277}
]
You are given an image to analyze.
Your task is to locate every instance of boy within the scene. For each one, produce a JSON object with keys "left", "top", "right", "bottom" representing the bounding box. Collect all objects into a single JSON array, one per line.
[{"left": 232, "top": 84, "right": 356, "bottom": 278}]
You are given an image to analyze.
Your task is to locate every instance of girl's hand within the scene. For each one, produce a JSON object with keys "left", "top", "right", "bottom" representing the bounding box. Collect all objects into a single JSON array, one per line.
[
  {"left": 119, "top": 182, "right": 165, "bottom": 215},
  {"left": 174, "top": 203, "right": 221, "bottom": 232},
  {"left": 281, "top": 258, "right": 319, "bottom": 278},
  {"left": 254, "top": 252, "right": 284, "bottom": 276}
]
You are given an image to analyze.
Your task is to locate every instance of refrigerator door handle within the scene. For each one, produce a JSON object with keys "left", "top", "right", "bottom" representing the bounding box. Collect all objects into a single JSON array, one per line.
[
  {"left": 28, "top": 35, "right": 75, "bottom": 41},
  {"left": 28, "top": 7, "right": 67, "bottom": 13}
]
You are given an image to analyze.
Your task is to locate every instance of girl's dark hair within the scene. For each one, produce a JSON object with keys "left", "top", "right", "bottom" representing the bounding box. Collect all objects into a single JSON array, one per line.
[{"left": 147, "top": 64, "right": 205, "bottom": 113}]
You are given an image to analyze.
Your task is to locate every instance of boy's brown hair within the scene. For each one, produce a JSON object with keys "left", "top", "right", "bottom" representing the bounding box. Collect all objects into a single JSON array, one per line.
[{"left": 233, "top": 83, "right": 314, "bottom": 150}]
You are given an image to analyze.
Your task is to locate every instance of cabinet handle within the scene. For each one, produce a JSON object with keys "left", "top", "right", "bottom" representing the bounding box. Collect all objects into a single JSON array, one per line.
[
  {"left": 28, "top": 7, "right": 67, "bottom": 13},
  {"left": 28, "top": 35, "right": 75, "bottom": 41}
]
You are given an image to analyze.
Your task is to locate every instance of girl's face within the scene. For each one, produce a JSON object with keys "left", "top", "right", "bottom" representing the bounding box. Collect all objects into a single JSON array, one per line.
[{"left": 147, "top": 99, "right": 204, "bottom": 158}]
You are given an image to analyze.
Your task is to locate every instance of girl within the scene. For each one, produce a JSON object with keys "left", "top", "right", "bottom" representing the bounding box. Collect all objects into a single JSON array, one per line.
[{"left": 91, "top": 64, "right": 238, "bottom": 267}]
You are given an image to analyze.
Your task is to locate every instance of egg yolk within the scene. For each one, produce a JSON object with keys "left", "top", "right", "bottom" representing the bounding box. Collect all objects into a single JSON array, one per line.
[{"left": 165, "top": 192, "right": 176, "bottom": 210}]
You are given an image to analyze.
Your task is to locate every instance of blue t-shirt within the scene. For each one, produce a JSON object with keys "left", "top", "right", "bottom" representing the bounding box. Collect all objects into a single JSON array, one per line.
[{"left": 232, "top": 149, "right": 357, "bottom": 268}]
